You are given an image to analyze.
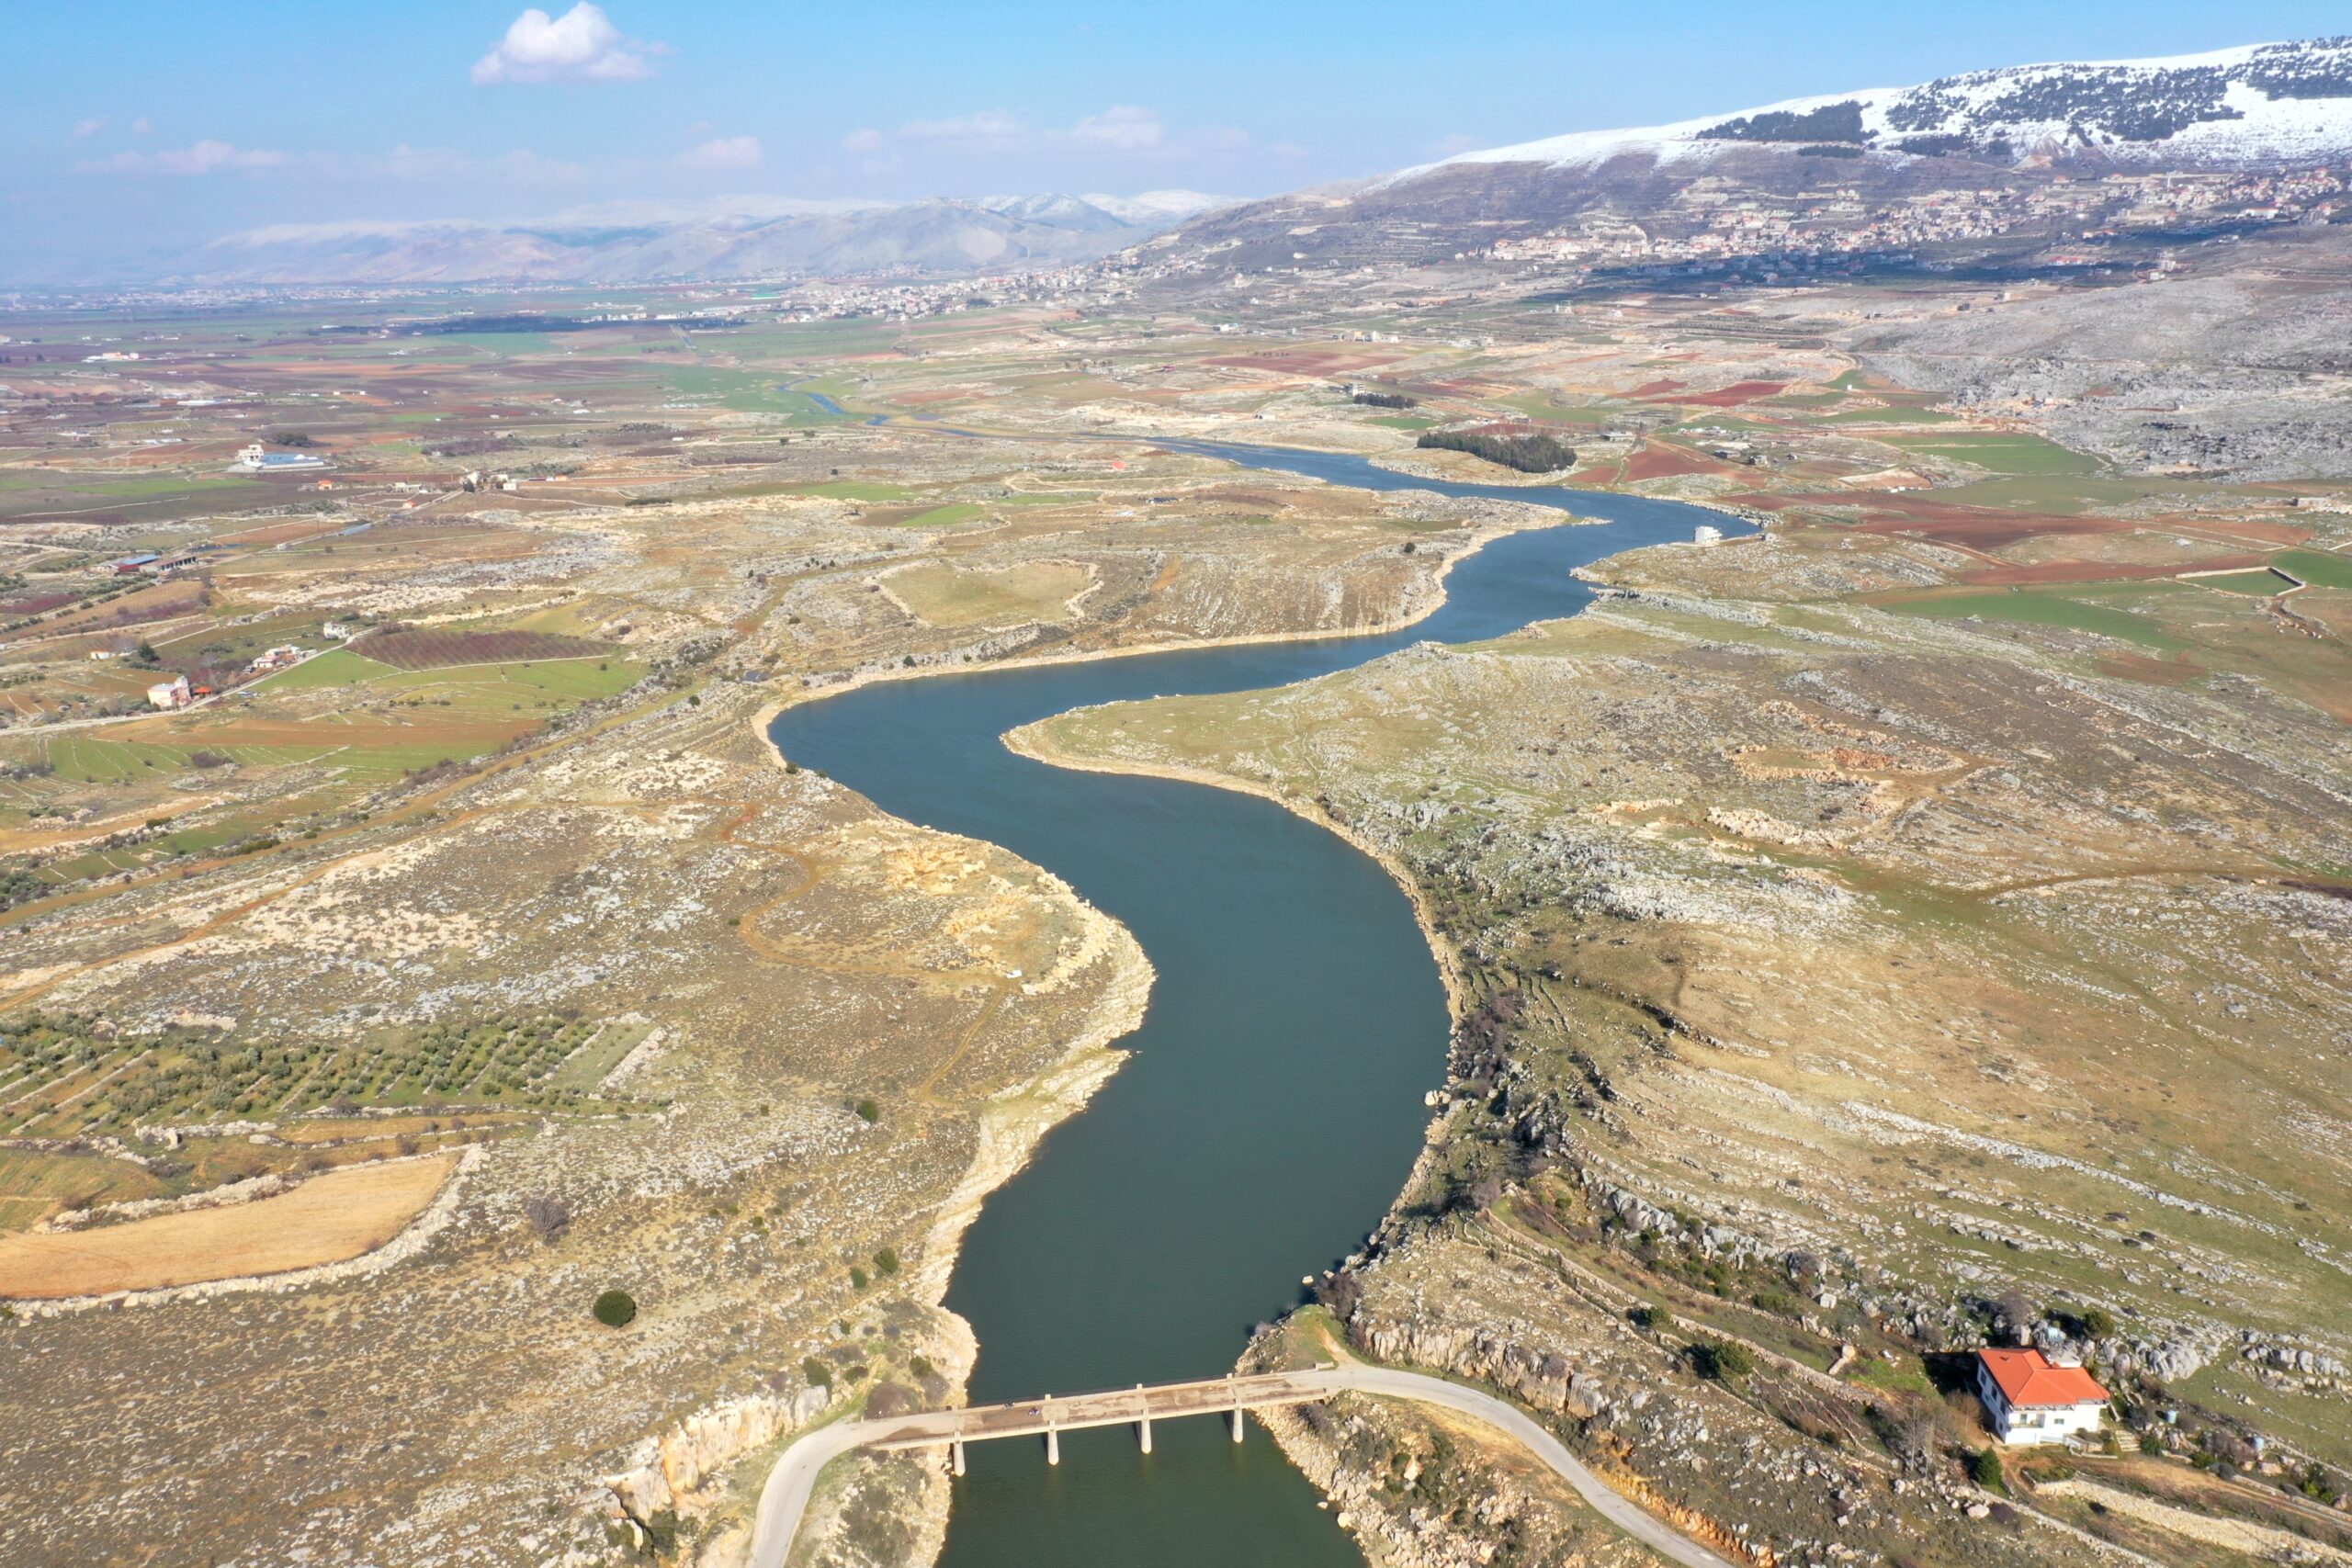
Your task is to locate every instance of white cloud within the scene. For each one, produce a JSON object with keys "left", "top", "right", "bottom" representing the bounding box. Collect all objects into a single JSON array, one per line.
[
  {"left": 1072, "top": 106, "right": 1164, "bottom": 152},
  {"left": 471, "top": 4, "right": 657, "bottom": 85},
  {"left": 71, "top": 118, "right": 107, "bottom": 141},
  {"left": 840, "top": 127, "right": 887, "bottom": 154},
  {"left": 82, "top": 140, "right": 289, "bottom": 175},
  {"left": 130, "top": 118, "right": 152, "bottom": 135},
  {"left": 677, "top": 135, "right": 763, "bottom": 171}
]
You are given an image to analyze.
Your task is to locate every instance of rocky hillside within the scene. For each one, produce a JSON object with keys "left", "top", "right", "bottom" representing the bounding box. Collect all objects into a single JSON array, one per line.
[{"left": 1137, "top": 37, "right": 2352, "bottom": 273}]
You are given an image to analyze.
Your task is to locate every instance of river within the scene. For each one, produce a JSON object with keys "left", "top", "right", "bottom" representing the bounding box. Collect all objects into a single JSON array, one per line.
[{"left": 767, "top": 445, "right": 1733, "bottom": 1567}]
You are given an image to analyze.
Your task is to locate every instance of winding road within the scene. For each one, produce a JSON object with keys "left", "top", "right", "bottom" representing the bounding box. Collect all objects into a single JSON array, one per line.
[{"left": 749, "top": 1365, "right": 1737, "bottom": 1568}]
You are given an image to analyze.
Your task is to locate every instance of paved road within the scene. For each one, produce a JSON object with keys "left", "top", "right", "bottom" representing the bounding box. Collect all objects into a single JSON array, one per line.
[{"left": 747, "top": 1365, "right": 1737, "bottom": 1568}]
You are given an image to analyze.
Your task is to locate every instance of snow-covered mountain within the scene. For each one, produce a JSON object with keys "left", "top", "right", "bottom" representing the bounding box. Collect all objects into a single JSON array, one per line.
[
  {"left": 142, "top": 191, "right": 1234, "bottom": 287},
  {"left": 1399, "top": 37, "right": 2352, "bottom": 179},
  {"left": 1139, "top": 37, "right": 2352, "bottom": 277}
]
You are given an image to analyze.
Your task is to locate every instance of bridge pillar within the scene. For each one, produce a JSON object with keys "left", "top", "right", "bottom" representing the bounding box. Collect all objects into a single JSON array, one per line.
[
  {"left": 1046, "top": 1425, "right": 1059, "bottom": 1466},
  {"left": 1137, "top": 1416, "right": 1152, "bottom": 1453},
  {"left": 1229, "top": 1406, "right": 1245, "bottom": 1443},
  {"left": 951, "top": 1439, "right": 966, "bottom": 1477}
]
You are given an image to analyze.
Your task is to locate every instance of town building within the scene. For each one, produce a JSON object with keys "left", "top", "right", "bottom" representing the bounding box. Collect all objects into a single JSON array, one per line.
[
  {"left": 1975, "top": 1348, "right": 2109, "bottom": 1445},
  {"left": 146, "top": 675, "right": 191, "bottom": 710}
]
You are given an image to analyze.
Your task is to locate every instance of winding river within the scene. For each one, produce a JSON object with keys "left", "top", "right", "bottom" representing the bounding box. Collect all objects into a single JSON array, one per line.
[{"left": 768, "top": 446, "right": 1731, "bottom": 1567}]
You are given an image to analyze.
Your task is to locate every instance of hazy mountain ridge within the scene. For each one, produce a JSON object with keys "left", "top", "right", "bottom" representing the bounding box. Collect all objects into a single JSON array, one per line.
[{"left": 156, "top": 191, "right": 1232, "bottom": 286}]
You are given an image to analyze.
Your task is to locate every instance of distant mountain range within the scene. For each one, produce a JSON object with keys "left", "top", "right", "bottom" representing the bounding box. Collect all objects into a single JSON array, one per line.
[
  {"left": 1146, "top": 37, "right": 2352, "bottom": 272},
  {"left": 152, "top": 191, "right": 1232, "bottom": 287}
]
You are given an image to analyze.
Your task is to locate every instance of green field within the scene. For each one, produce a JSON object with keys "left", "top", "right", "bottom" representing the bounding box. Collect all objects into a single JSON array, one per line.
[
  {"left": 1882, "top": 432, "right": 2100, "bottom": 474},
  {"left": 1882, "top": 584, "right": 2187, "bottom": 650},
  {"left": 797, "top": 480, "right": 918, "bottom": 502},
  {"left": 2194, "top": 570, "right": 2290, "bottom": 596},
  {"left": 895, "top": 502, "right": 989, "bottom": 529},
  {"left": 255, "top": 649, "right": 397, "bottom": 690},
  {"left": 366, "top": 656, "right": 640, "bottom": 708},
  {"left": 2275, "top": 548, "right": 2352, "bottom": 590}
]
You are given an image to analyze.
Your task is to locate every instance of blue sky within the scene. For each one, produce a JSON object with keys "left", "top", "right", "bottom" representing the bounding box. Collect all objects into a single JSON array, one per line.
[{"left": 5, "top": 1, "right": 2349, "bottom": 276}]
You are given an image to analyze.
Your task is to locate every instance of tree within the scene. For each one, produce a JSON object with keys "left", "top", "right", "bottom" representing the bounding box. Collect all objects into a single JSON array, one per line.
[
  {"left": 854, "top": 1098, "right": 881, "bottom": 1123},
  {"left": 134, "top": 640, "right": 159, "bottom": 664},
  {"left": 1993, "top": 1288, "right": 2038, "bottom": 1345},
  {"left": 874, "top": 1247, "right": 899, "bottom": 1277},
  {"left": 1970, "top": 1446, "right": 2006, "bottom": 1493},
  {"left": 1630, "top": 1303, "right": 1674, "bottom": 1335},
  {"left": 593, "top": 1289, "right": 637, "bottom": 1327}
]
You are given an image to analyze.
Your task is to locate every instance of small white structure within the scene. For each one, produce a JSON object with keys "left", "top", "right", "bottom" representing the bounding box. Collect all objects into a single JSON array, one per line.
[
  {"left": 146, "top": 675, "right": 191, "bottom": 710},
  {"left": 1976, "top": 1349, "right": 2108, "bottom": 1445},
  {"left": 234, "top": 443, "right": 327, "bottom": 474},
  {"left": 1692, "top": 524, "right": 1724, "bottom": 546},
  {"left": 322, "top": 621, "right": 356, "bottom": 642}
]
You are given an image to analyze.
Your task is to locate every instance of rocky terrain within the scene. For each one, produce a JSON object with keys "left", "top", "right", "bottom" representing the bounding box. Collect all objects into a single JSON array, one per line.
[{"left": 1022, "top": 505, "right": 2352, "bottom": 1565}]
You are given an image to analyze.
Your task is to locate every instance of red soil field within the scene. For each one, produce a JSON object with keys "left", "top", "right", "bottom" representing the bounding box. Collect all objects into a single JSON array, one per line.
[
  {"left": 1663, "top": 380, "right": 1789, "bottom": 407},
  {"left": 1623, "top": 445, "right": 1743, "bottom": 482},
  {"left": 1204, "top": 350, "right": 1386, "bottom": 377},
  {"left": 352, "top": 628, "right": 611, "bottom": 670}
]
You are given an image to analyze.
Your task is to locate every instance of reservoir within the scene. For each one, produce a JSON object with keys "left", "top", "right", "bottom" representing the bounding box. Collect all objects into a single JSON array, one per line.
[{"left": 769, "top": 446, "right": 1731, "bottom": 1566}]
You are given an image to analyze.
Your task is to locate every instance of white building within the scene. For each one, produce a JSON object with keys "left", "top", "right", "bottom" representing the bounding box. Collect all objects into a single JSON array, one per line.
[
  {"left": 234, "top": 443, "right": 328, "bottom": 473},
  {"left": 1692, "top": 524, "right": 1724, "bottom": 546},
  {"left": 1976, "top": 1349, "right": 2109, "bottom": 1445},
  {"left": 146, "top": 675, "right": 191, "bottom": 710}
]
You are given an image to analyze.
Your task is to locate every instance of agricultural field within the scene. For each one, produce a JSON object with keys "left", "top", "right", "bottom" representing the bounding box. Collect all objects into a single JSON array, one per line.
[
  {"left": 0, "top": 1150, "right": 462, "bottom": 1298},
  {"left": 0, "top": 243, "right": 2346, "bottom": 1568}
]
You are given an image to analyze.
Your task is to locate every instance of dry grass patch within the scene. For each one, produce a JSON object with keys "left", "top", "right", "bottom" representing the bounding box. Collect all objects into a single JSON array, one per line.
[
  {"left": 0, "top": 1151, "right": 458, "bottom": 1298},
  {"left": 882, "top": 560, "right": 1094, "bottom": 627}
]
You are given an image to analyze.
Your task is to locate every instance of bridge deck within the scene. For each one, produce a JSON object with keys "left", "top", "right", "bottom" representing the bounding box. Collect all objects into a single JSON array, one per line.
[{"left": 867, "top": 1370, "right": 1335, "bottom": 1450}]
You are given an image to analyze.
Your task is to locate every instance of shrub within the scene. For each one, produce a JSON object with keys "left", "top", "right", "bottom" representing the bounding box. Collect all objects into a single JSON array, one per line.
[
  {"left": 875, "top": 1247, "right": 899, "bottom": 1277},
  {"left": 1690, "top": 1338, "right": 1756, "bottom": 1382},
  {"left": 854, "top": 1098, "right": 880, "bottom": 1123},
  {"left": 848, "top": 1266, "right": 870, "bottom": 1291},
  {"left": 2061, "top": 1304, "right": 2115, "bottom": 1341},
  {"left": 1630, "top": 1303, "right": 1674, "bottom": 1334},
  {"left": 524, "top": 1194, "right": 571, "bottom": 1242},
  {"left": 803, "top": 1358, "right": 833, "bottom": 1388},
  {"left": 593, "top": 1289, "right": 638, "bottom": 1327},
  {"left": 1970, "top": 1446, "right": 2006, "bottom": 1493}
]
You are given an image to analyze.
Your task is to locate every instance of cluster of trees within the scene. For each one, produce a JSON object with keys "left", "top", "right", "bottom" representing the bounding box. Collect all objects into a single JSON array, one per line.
[
  {"left": 1351, "top": 390, "right": 1418, "bottom": 410},
  {"left": 1415, "top": 429, "right": 1577, "bottom": 474}
]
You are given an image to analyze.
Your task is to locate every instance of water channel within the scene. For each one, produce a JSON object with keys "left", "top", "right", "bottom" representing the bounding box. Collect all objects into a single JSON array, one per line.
[{"left": 768, "top": 445, "right": 1733, "bottom": 1567}]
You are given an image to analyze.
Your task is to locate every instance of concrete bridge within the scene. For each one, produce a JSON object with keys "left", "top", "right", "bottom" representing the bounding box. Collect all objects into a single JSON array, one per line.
[{"left": 748, "top": 1363, "right": 1739, "bottom": 1568}]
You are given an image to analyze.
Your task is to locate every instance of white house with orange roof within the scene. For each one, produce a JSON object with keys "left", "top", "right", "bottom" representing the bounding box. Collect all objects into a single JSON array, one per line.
[{"left": 1975, "top": 1348, "right": 2109, "bottom": 1445}]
